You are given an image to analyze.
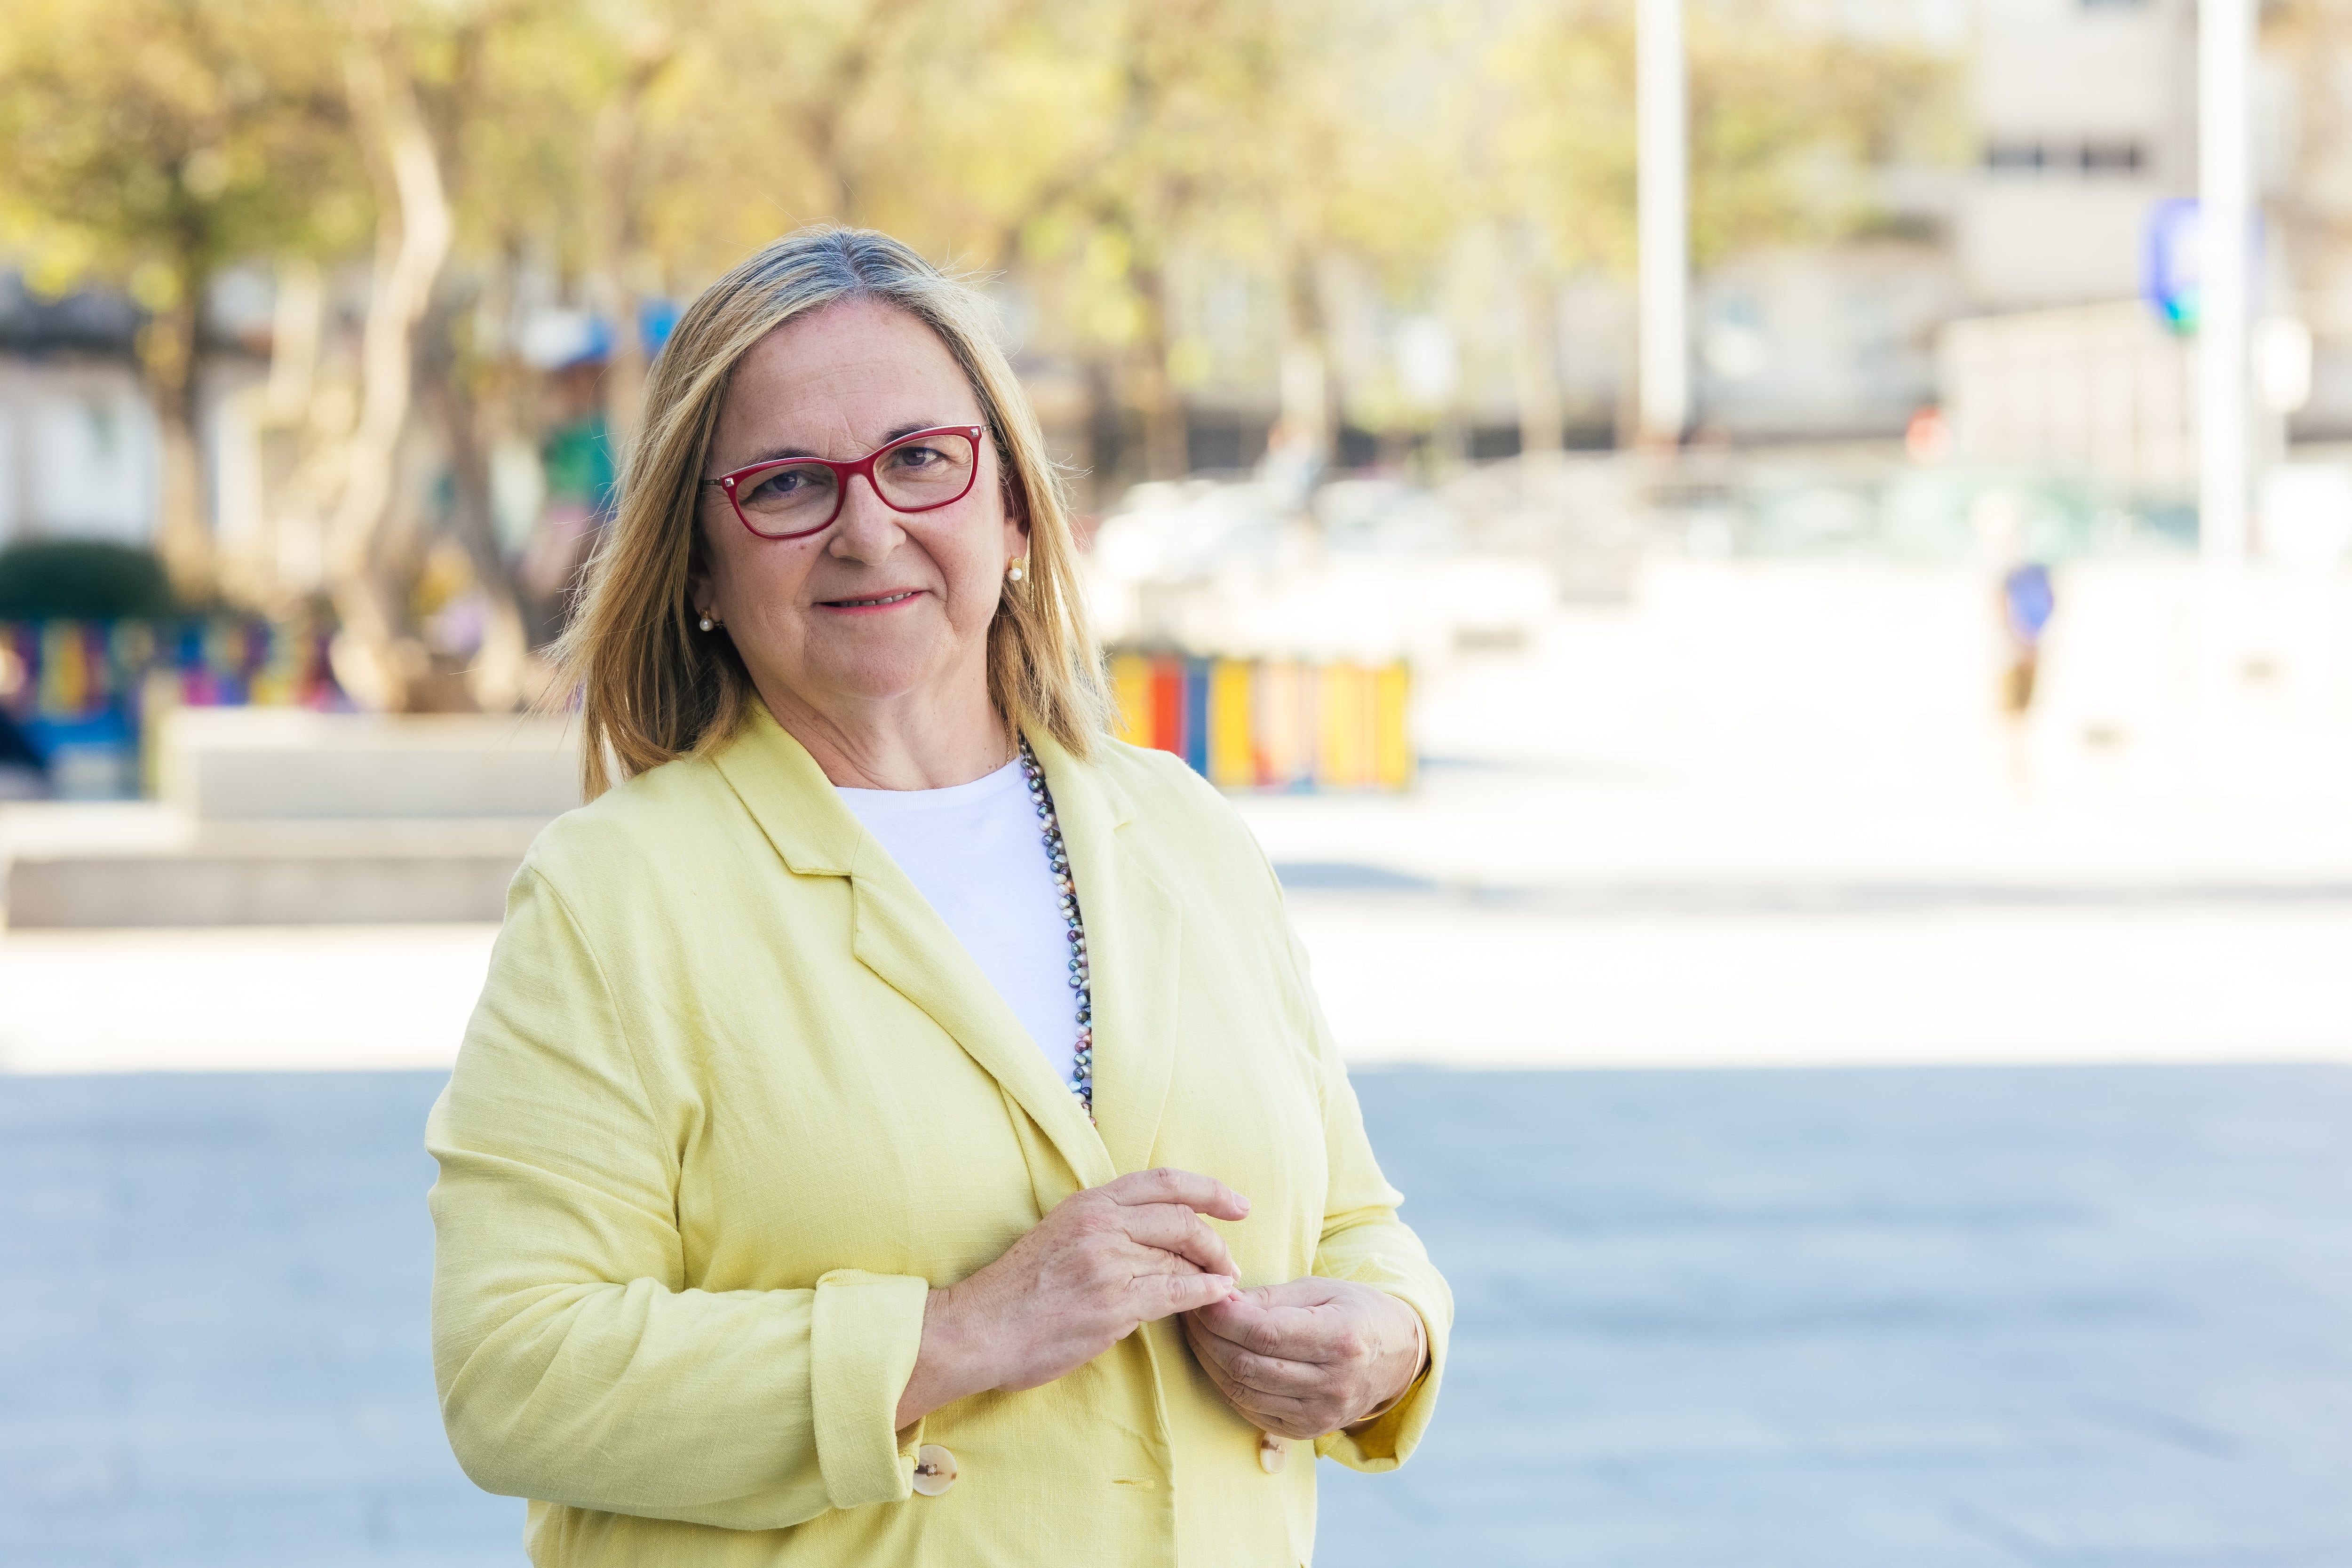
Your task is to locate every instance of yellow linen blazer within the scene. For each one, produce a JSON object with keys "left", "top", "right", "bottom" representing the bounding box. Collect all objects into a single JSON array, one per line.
[{"left": 426, "top": 706, "right": 1451, "bottom": 1568}]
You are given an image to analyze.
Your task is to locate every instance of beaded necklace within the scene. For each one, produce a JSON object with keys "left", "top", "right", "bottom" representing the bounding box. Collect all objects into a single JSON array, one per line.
[{"left": 1017, "top": 736, "right": 1093, "bottom": 1119}]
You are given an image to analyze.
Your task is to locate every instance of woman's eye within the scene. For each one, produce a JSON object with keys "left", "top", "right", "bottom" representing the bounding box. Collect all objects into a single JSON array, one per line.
[
  {"left": 890, "top": 445, "right": 944, "bottom": 470},
  {"left": 747, "top": 468, "right": 814, "bottom": 501}
]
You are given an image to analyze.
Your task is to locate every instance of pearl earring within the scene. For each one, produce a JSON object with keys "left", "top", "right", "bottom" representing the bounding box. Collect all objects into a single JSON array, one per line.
[
  {"left": 698, "top": 613, "right": 715, "bottom": 631},
  {"left": 1006, "top": 557, "right": 1027, "bottom": 583}
]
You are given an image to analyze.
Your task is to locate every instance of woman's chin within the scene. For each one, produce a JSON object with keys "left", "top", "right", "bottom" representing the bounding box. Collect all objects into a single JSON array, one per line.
[{"left": 791, "top": 649, "right": 971, "bottom": 710}]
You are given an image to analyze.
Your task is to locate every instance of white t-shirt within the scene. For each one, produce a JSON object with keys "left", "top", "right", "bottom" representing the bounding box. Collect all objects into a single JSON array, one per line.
[{"left": 837, "top": 758, "right": 1077, "bottom": 1083}]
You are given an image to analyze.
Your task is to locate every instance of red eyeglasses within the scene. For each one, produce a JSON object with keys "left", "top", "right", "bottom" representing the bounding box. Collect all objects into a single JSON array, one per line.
[{"left": 703, "top": 425, "right": 986, "bottom": 540}]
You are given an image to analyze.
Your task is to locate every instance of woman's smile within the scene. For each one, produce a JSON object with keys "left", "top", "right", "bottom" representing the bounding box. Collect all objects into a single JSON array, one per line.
[{"left": 817, "top": 587, "right": 927, "bottom": 613}]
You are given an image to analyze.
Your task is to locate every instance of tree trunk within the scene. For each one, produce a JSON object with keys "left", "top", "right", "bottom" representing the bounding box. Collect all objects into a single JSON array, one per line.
[
  {"left": 1132, "top": 263, "right": 1187, "bottom": 480},
  {"left": 588, "top": 41, "right": 672, "bottom": 465},
  {"left": 1514, "top": 267, "right": 1565, "bottom": 461},
  {"left": 140, "top": 295, "right": 214, "bottom": 605},
  {"left": 1082, "top": 357, "right": 1124, "bottom": 511},
  {"left": 421, "top": 290, "right": 531, "bottom": 712},
  {"left": 327, "top": 39, "right": 453, "bottom": 712},
  {"left": 1278, "top": 253, "right": 1335, "bottom": 461}
]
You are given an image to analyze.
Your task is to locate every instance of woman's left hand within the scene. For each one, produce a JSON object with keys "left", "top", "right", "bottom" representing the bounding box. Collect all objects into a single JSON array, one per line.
[{"left": 1181, "top": 1278, "right": 1424, "bottom": 1441}]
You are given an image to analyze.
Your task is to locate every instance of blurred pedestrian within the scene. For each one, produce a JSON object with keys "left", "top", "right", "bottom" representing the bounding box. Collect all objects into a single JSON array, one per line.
[
  {"left": 1259, "top": 415, "right": 1325, "bottom": 513},
  {"left": 427, "top": 227, "right": 1447, "bottom": 1567},
  {"left": 1999, "top": 557, "right": 2055, "bottom": 717},
  {"left": 0, "top": 645, "right": 43, "bottom": 798},
  {"left": 1972, "top": 489, "right": 2055, "bottom": 789},
  {"left": 0, "top": 705, "right": 44, "bottom": 797},
  {"left": 517, "top": 360, "right": 619, "bottom": 630}
]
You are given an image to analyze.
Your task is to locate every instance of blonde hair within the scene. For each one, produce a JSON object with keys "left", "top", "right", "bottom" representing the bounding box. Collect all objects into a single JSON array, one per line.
[{"left": 555, "top": 226, "right": 1112, "bottom": 799}]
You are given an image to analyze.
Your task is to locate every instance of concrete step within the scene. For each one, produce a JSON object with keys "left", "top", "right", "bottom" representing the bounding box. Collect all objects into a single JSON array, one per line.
[
  {"left": 0, "top": 709, "right": 583, "bottom": 927},
  {"left": 2, "top": 811, "right": 547, "bottom": 926}
]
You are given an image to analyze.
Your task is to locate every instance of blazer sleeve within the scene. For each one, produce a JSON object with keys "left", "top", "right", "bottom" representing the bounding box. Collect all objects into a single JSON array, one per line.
[
  {"left": 425, "top": 864, "right": 932, "bottom": 1530},
  {"left": 1288, "top": 922, "right": 1454, "bottom": 1471}
]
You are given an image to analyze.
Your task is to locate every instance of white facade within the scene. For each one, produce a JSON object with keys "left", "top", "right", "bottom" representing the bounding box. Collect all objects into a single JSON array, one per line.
[
  {"left": 0, "top": 359, "right": 158, "bottom": 547},
  {"left": 1956, "top": 0, "right": 2193, "bottom": 309},
  {"left": 1697, "top": 244, "right": 1966, "bottom": 438},
  {"left": 1940, "top": 300, "right": 2195, "bottom": 485}
]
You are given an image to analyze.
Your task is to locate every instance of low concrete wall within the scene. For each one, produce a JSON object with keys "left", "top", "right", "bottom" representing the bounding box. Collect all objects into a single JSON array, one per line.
[
  {"left": 3, "top": 711, "right": 580, "bottom": 927},
  {"left": 3, "top": 815, "right": 549, "bottom": 927},
  {"left": 158, "top": 709, "right": 581, "bottom": 820},
  {"left": 9, "top": 848, "right": 524, "bottom": 926}
]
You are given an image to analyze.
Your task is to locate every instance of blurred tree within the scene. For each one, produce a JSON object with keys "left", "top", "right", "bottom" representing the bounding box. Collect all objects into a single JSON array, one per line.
[
  {"left": 325, "top": 9, "right": 457, "bottom": 711},
  {"left": 2267, "top": 0, "right": 2352, "bottom": 337},
  {"left": 1081, "top": 0, "right": 1287, "bottom": 480},
  {"left": 1486, "top": 0, "right": 1960, "bottom": 446},
  {"left": 314, "top": 0, "right": 673, "bottom": 710},
  {"left": 1493, "top": 0, "right": 1961, "bottom": 276},
  {"left": 0, "top": 0, "right": 1973, "bottom": 692},
  {"left": 0, "top": 0, "right": 358, "bottom": 602},
  {"left": 584, "top": 25, "right": 678, "bottom": 456},
  {"left": 406, "top": 0, "right": 624, "bottom": 708},
  {"left": 981, "top": 0, "right": 1407, "bottom": 483}
]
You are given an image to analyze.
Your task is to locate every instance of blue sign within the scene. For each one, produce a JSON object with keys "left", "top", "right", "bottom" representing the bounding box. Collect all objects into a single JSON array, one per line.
[
  {"left": 2143, "top": 197, "right": 2203, "bottom": 333},
  {"left": 2144, "top": 198, "right": 2263, "bottom": 336},
  {"left": 639, "top": 298, "right": 680, "bottom": 357}
]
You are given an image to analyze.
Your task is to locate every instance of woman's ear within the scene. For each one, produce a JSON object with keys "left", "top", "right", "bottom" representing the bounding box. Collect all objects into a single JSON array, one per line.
[
  {"left": 686, "top": 518, "right": 718, "bottom": 619},
  {"left": 1001, "top": 468, "right": 1032, "bottom": 541}
]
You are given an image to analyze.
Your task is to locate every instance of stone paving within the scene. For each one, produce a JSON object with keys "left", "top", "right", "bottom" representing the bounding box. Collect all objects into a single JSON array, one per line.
[{"left": 5, "top": 1064, "right": 2351, "bottom": 1567}]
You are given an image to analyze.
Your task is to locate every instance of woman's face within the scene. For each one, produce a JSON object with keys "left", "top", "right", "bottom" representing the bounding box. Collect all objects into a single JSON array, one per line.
[{"left": 692, "top": 296, "right": 1025, "bottom": 723}]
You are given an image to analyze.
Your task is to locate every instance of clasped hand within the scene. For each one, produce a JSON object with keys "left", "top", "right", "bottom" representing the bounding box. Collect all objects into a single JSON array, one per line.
[
  {"left": 1181, "top": 1277, "right": 1424, "bottom": 1441},
  {"left": 895, "top": 1168, "right": 1422, "bottom": 1439}
]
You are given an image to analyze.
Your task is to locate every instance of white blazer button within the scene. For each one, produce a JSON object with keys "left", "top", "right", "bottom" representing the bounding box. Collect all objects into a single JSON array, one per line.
[
  {"left": 1257, "top": 1433, "right": 1287, "bottom": 1474},
  {"left": 913, "top": 1444, "right": 958, "bottom": 1496}
]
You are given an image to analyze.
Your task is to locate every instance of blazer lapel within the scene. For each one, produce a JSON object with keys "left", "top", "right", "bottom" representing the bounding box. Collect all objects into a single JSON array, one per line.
[
  {"left": 845, "top": 853, "right": 1112, "bottom": 1187},
  {"left": 711, "top": 707, "right": 1112, "bottom": 1188},
  {"left": 1031, "top": 731, "right": 1181, "bottom": 1179}
]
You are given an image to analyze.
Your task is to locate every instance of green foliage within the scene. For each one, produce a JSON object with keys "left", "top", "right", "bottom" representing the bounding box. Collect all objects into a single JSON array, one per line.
[
  {"left": 0, "top": 0, "right": 1969, "bottom": 513},
  {"left": 1490, "top": 0, "right": 1966, "bottom": 275},
  {"left": 0, "top": 0, "right": 360, "bottom": 310},
  {"left": 0, "top": 541, "right": 180, "bottom": 621}
]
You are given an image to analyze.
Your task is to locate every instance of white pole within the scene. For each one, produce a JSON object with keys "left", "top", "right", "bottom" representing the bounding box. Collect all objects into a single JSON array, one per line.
[
  {"left": 2199, "top": 0, "right": 2254, "bottom": 565},
  {"left": 1636, "top": 0, "right": 1688, "bottom": 446}
]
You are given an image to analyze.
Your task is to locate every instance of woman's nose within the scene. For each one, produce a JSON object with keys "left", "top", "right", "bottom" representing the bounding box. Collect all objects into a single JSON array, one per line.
[{"left": 826, "top": 478, "right": 906, "bottom": 562}]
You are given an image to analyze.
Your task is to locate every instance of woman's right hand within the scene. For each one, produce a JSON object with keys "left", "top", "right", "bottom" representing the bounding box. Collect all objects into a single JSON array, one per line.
[{"left": 894, "top": 1168, "right": 1249, "bottom": 1428}]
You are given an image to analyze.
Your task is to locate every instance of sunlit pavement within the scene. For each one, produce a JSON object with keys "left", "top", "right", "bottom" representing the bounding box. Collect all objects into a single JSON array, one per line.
[
  {"left": 5, "top": 1065, "right": 2351, "bottom": 1567},
  {"left": 8, "top": 586, "right": 2352, "bottom": 1562},
  {"left": 11, "top": 583, "right": 2352, "bottom": 1076}
]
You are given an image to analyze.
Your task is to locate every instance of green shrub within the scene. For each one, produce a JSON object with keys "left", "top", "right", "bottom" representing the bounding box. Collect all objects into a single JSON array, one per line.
[{"left": 0, "top": 540, "right": 178, "bottom": 621}]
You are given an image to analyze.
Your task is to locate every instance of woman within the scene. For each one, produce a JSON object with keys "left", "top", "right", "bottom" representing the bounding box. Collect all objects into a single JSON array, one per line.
[{"left": 427, "top": 227, "right": 1449, "bottom": 1567}]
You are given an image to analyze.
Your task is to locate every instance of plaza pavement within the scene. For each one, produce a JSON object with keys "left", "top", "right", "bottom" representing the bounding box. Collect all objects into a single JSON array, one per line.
[
  {"left": 5, "top": 1063, "right": 2350, "bottom": 1566},
  {"left": 7, "top": 595, "right": 2352, "bottom": 1563}
]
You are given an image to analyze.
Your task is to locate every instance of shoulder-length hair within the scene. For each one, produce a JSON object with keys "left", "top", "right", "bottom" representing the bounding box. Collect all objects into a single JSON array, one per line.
[{"left": 555, "top": 226, "right": 1112, "bottom": 800}]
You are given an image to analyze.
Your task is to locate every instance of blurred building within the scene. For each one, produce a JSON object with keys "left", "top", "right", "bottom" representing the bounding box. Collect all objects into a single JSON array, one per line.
[
  {"left": 1122, "top": 2, "right": 2251, "bottom": 454},
  {"left": 7, "top": 0, "right": 2350, "bottom": 555},
  {"left": 1957, "top": 0, "right": 2193, "bottom": 310},
  {"left": 1691, "top": 0, "right": 2203, "bottom": 445},
  {"left": 0, "top": 275, "right": 157, "bottom": 546},
  {"left": 1934, "top": 0, "right": 2352, "bottom": 508}
]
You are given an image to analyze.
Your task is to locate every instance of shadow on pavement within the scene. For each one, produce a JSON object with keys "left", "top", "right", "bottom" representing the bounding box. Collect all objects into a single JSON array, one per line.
[{"left": 6, "top": 1065, "right": 2350, "bottom": 1566}]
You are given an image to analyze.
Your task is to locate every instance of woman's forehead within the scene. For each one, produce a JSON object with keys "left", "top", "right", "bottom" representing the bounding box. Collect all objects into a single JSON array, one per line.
[{"left": 721, "top": 299, "right": 979, "bottom": 448}]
